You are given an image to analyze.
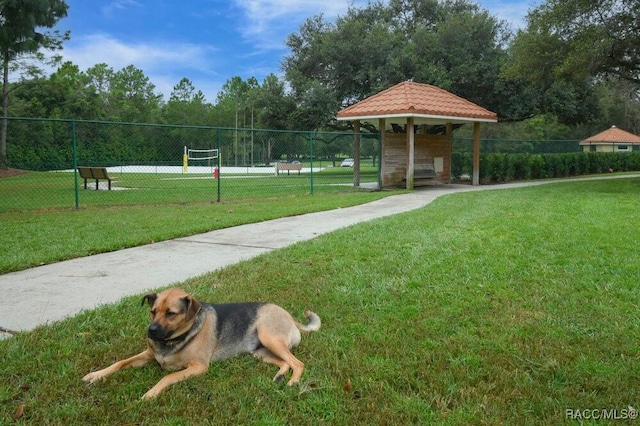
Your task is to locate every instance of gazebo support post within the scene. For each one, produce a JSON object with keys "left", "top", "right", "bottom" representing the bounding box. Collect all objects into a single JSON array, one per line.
[
  {"left": 379, "top": 118, "right": 386, "bottom": 187},
  {"left": 353, "top": 120, "right": 360, "bottom": 187},
  {"left": 446, "top": 122, "right": 453, "bottom": 182},
  {"left": 472, "top": 122, "right": 480, "bottom": 186},
  {"left": 406, "top": 117, "right": 415, "bottom": 189}
]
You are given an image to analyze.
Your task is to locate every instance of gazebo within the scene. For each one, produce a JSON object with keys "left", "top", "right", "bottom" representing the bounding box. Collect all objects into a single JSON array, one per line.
[
  {"left": 336, "top": 81, "right": 497, "bottom": 188},
  {"left": 579, "top": 125, "right": 640, "bottom": 152}
]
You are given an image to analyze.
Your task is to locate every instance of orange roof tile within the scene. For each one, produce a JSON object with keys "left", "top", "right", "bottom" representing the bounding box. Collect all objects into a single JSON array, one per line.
[
  {"left": 580, "top": 126, "right": 640, "bottom": 145},
  {"left": 336, "top": 81, "right": 497, "bottom": 123}
]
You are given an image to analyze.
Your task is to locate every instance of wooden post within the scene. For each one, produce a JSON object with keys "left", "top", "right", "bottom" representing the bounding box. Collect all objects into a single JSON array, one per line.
[
  {"left": 379, "top": 118, "right": 385, "bottom": 188},
  {"left": 406, "top": 117, "right": 415, "bottom": 189},
  {"left": 472, "top": 122, "right": 480, "bottom": 186},
  {"left": 446, "top": 122, "right": 453, "bottom": 182},
  {"left": 354, "top": 120, "right": 360, "bottom": 187}
]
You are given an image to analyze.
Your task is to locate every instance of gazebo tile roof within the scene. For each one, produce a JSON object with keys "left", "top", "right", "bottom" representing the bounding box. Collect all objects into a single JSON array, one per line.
[
  {"left": 580, "top": 126, "right": 640, "bottom": 144},
  {"left": 337, "top": 81, "right": 497, "bottom": 121}
]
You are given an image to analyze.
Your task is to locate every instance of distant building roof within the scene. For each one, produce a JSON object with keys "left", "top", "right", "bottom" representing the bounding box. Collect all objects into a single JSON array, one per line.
[
  {"left": 580, "top": 126, "right": 640, "bottom": 145},
  {"left": 336, "top": 81, "right": 498, "bottom": 124}
]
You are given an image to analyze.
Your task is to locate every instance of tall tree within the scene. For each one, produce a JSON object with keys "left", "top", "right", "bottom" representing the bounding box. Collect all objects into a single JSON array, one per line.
[
  {"left": 283, "top": 0, "right": 512, "bottom": 129},
  {"left": 169, "top": 77, "right": 205, "bottom": 104},
  {"left": 163, "top": 77, "right": 209, "bottom": 125},
  {"left": 505, "top": 0, "right": 640, "bottom": 125},
  {"left": 215, "top": 77, "right": 260, "bottom": 129},
  {"left": 0, "top": 0, "right": 69, "bottom": 168},
  {"left": 46, "top": 61, "right": 96, "bottom": 118},
  {"left": 85, "top": 63, "right": 114, "bottom": 115},
  {"left": 215, "top": 76, "right": 257, "bottom": 164},
  {"left": 253, "top": 74, "right": 295, "bottom": 130},
  {"left": 109, "top": 65, "right": 162, "bottom": 122},
  {"left": 512, "top": 0, "right": 639, "bottom": 85}
]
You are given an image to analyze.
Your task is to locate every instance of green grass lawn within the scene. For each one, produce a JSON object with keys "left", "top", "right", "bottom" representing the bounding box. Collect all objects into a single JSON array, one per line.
[
  {"left": 0, "top": 167, "right": 380, "bottom": 212},
  {"left": 0, "top": 188, "right": 393, "bottom": 274},
  {"left": 1, "top": 178, "right": 639, "bottom": 424}
]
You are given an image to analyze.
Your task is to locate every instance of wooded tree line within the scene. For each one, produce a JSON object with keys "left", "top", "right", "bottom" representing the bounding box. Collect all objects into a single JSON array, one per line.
[{"left": 1, "top": 0, "right": 639, "bottom": 168}]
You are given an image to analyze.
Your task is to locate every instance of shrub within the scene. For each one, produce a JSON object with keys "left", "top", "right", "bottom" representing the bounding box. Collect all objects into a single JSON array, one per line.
[{"left": 465, "top": 152, "right": 640, "bottom": 184}]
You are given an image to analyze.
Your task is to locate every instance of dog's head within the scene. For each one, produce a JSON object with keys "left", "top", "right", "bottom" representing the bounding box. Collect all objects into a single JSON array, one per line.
[{"left": 141, "top": 288, "right": 201, "bottom": 341}]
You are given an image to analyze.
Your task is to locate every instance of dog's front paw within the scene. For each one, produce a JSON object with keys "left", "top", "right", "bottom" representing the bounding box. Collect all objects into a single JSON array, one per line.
[
  {"left": 83, "top": 371, "right": 105, "bottom": 384},
  {"left": 141, "top": 388, "right": 160, "bottom": 400}
]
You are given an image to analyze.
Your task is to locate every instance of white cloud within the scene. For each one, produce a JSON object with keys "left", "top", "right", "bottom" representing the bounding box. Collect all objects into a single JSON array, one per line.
[
  {"left": 238, "top": 0, "right": 352, "bottom": 22},
  {"left": 232, "top": 0, "right": 367, "bottom": 48},
  {"left": 62, "top": 33, "right": 215, "bottom": 72},
  {"left": 101, "top": 0, "right": 142, "bottom": 17},
  {"left": 57, "top": 33, "right": 222, "bottom": 102}
]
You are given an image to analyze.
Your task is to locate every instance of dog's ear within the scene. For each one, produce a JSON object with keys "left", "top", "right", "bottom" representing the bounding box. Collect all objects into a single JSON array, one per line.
[
  {"left": 141, "top": 293, "right": 157, "bottom": 307},
  {"left": 182, "top": 296, "right": 201, "bottom": 320}
]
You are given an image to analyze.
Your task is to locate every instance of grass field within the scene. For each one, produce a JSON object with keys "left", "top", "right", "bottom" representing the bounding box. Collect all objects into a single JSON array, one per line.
[
  {"left": 1, "top": 178, "right": 639, "bottom": 424},
  {"left": 0, "top": 191, "right": 393, "bottom": 274},
  {"left": 0, "top": 166, "right": 380, "bottom": 212}
]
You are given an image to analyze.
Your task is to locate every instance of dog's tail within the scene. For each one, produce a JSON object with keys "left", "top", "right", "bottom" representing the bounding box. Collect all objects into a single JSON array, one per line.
[{"left": 297, "top": 311, "right": 321, "bottom": 332}]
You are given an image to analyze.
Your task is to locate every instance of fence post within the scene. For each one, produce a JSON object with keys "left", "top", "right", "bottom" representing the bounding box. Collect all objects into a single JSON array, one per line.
[
  {"left": 72, "top": 119, "right": 79, "bottom": 210},
  {"left": 216, "top": 128, "right": 221, "bottom": 202}
]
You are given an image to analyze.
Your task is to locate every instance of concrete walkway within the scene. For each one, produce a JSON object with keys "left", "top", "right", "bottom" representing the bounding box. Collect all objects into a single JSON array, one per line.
[{"left": 0, "top": 176, "right": 634, "bottom": 337}]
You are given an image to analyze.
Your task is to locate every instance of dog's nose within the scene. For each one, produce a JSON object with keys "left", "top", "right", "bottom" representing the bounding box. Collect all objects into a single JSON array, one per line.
[{"left": 148, "top": 323, "right": 167, "bottom": 340}]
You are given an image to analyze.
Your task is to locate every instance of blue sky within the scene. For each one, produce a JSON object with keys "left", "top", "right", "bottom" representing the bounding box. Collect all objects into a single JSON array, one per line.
[{"left": 53, "top": 0, "right": 539, "bottom": 103}]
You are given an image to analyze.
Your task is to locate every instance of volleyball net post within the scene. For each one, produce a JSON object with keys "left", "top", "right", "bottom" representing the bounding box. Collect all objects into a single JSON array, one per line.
[{"left": 183, "top": 146, "right": 189, "bottom": 173}]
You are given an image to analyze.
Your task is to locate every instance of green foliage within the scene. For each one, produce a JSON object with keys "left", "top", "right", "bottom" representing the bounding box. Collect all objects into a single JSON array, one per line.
[
  {"left": 437, "top": 140, "right": 638, "bottom": 183},
  {"left": 253, "top": 74, "right": 296, "bottom": 131},
  {"left": 476, "top": 152, "right": 640, "bottom": 182},
  {"left": 0, "top": 0, "right": 69, "bottom": 58},
  {"left": 505, "top": 0, "right": 639, "bottom": 129},
  {"left": 451, "top": 151, "right": 470, "bottom": 178},
  {"left": 593, "top": 80, "right": 640, "bottom": 134},
  {"left": 523, "top": 0, "right": 639, "bottom": 85}
]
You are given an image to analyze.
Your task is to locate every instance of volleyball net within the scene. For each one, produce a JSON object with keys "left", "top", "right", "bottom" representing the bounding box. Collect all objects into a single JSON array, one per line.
[{"left": 183, "top": 146, "right": 219, "bottom": 172}]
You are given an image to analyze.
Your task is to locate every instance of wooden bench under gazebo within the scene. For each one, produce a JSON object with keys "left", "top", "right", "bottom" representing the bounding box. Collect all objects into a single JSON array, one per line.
[{"left": 336, "top": 81, "right": 498, "bottom": 188}]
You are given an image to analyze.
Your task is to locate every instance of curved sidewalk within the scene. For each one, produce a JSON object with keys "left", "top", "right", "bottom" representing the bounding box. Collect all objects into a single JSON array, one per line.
[{"left": 0, "top": 176, "right": 632, "bottom": 337}]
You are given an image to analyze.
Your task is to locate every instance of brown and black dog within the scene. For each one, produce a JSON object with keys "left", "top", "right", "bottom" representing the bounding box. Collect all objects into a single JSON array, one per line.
[{"left": 83, "top": 288, "right": 321, "bottom": 399}]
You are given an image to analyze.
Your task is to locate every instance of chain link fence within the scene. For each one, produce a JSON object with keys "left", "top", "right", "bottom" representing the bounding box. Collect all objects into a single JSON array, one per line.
[
  {"left": 0, "top": 118, "right": 381, "bottom": 212},
  {"left": 4, "top": 117, "right": 633, "bottom": 213}
]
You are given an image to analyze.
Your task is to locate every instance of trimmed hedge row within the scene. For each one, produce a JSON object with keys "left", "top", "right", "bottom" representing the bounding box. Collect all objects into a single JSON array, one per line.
[{"left": 452, "top": 152, "right": 640, "bottom": 183}]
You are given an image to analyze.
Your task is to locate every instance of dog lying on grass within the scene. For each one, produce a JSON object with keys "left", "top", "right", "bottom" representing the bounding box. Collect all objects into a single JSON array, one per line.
[{"left": 83, "top": 288, "right": 321, "bottom": 399}]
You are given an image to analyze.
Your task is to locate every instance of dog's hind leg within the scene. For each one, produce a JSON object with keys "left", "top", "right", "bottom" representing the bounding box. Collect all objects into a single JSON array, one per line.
[
  {"left": 257, "top": 332, "right": 305, "bottom": 386},
  {"left": 253, "top": 347, "right": 291, "bottom": 381}
]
